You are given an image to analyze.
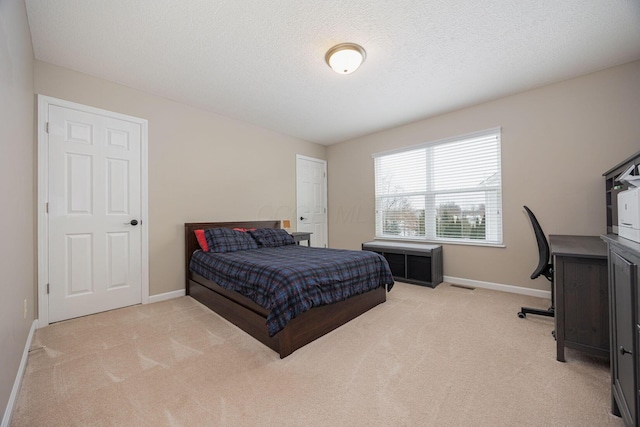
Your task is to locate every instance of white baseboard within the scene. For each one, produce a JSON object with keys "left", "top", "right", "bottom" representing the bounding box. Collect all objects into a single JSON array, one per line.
[
  {"left": 2, "top": 319, "right": 38, "bottom": 427},
  {"left": 148, "top": 289, "right": 185, "bottom": 304},
  {"left": 443, "top": 275, "right": 551, "bottom": 299}
]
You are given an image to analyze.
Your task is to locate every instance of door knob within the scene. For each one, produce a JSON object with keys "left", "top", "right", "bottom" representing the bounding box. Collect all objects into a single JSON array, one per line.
[
  {"left": 125, "top": 219, "right": 139, "bottom": 226},
  {"left": 300, "top": 216, "right": 307, "bottom": 221},
  {"left": 619, "top": 346, "right": 632, "bottom": 356}
]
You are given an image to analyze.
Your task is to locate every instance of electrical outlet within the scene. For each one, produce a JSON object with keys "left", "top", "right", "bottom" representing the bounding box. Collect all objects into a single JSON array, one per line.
[{"left": 23, "top": 299, "right": 27, "bottom": 319}]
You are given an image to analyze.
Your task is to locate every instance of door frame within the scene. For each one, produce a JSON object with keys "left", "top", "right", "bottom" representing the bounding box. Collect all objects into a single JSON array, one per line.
[
  {"left": 295, "top": 154, "right": 328, "bottom": 247},
  {"left": 37, "top": 95, "right": 149, "bottom": 326}
]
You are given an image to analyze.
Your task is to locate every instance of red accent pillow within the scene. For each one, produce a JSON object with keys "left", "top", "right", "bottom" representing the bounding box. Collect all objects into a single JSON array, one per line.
[{"left": 194, "top": 229, "right": 209, "bottom": 251}]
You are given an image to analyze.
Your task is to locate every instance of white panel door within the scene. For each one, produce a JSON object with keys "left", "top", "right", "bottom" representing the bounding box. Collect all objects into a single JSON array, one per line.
[
  {"left": 296, "top": 156, "right": 327, "bottom": 248},
  {"left": 47, "top": 104, "right": 143, "bottom": 322}
]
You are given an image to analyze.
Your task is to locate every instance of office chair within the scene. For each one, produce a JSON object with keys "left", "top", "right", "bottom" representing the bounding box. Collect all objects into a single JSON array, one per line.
[{"left": 517, "top": 206, "right": 555, "bottom": 319}]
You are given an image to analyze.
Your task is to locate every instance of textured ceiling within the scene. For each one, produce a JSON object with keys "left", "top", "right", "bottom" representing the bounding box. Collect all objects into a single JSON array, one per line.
[{"left": 25, "top": 0, "right": 640, "bottom": 145}]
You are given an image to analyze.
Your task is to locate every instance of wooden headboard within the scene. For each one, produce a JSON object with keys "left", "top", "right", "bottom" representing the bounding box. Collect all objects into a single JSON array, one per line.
[{"left": 184, "top": 220, "right": 281, "bottom": 291}]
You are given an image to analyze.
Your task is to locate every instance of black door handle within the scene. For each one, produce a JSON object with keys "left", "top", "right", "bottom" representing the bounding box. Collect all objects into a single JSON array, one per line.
[
  {"left": 130, "top": 219, "right": 139, "bottom": 226},
  {"left": 619, "top": 346, "right": 632, "bottom": 356},
  {"left": 300, "top": 216, "right": 307, "bottom": 221}
]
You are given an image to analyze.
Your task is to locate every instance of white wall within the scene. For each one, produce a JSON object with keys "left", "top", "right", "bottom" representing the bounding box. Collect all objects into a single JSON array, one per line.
[
  {"left": 327, "top": 60, "right": 640, "bottom": 291},
  {"left": 34, "top": 60, "right": 327, "bottom": 296},
  {"left": 0, "top": 0, "right": 35, "bottom": 416}
]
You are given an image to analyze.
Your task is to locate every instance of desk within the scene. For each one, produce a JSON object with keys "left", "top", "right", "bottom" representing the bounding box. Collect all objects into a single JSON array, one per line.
[{"left": 550, "top": 235, "right": 609, "bottom": 362}]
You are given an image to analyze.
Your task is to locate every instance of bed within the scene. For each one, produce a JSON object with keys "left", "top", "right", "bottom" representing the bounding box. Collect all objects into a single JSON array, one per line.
[{"left": 185, "top": 221, "right": 394, "bottom": 358}]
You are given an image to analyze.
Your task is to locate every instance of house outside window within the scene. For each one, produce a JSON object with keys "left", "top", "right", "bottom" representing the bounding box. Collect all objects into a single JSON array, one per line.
[{"left": 373, "top": 128, "right": 503, "bottom": 246}]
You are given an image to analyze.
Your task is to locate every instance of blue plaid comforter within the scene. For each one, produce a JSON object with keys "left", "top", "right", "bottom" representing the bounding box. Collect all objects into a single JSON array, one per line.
[{"left": 189, "top": 245, "right": 394, "bottom": 337}]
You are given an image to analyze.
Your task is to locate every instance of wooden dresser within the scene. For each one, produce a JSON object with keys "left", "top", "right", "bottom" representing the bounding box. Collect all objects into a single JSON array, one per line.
[{"left": 602, "top": 234, "right": 640, "bottom": 427}]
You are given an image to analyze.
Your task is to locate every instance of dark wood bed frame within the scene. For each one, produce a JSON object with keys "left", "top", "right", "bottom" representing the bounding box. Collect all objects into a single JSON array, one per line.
[{"left": 185, "top": 221, "right": 387, "bottom": 358}]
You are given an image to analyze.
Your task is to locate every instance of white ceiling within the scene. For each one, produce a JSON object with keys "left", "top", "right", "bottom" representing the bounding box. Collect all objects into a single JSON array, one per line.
[{"left": 25, "top": 0, "right": 640, "bottom": 145}]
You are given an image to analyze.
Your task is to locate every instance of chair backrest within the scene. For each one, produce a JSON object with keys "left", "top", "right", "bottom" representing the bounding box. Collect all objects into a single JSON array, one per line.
[{"left": 523, "top": 206, "right": 552, "bottom": 281}]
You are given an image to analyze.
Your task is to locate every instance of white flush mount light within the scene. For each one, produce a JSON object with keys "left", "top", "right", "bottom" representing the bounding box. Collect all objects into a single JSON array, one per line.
[{"left": 325, "top": 43, "right": 366, "bottom": 75}]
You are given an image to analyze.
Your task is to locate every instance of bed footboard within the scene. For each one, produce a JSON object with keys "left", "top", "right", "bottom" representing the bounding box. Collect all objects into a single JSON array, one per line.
[{"left": 189, "top": 274, "right": 386, "bottom": 358}]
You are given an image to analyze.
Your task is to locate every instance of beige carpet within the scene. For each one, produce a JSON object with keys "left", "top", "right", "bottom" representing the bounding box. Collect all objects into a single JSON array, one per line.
[{"left": 11, "top": 282, "right": 623, "bottom": 427}]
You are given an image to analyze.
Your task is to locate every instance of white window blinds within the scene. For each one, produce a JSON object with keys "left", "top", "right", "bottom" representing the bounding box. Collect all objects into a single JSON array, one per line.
[{"left": 373, "top": 128, "right": 502, "bottom": 245}]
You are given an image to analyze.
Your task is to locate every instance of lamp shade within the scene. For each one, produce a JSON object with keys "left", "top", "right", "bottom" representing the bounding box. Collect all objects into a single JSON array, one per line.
[{"left": 325, "top": 43, "right": 366, "bottom": 74}]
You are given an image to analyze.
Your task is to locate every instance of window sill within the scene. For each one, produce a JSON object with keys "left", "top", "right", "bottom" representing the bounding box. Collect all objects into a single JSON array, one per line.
[{"left": 374, "top": 236, "right": 505, "bottom": 248}]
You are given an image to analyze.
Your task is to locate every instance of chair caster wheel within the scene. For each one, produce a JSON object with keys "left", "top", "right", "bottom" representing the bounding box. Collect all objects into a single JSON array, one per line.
[{"left": 517, "top": 312, "right": 526, "bottom": 318}]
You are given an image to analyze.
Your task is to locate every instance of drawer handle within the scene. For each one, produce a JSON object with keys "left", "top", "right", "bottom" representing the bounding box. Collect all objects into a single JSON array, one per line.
[{"left": 619, "top": 346, "right": 632, "bottom": 356}]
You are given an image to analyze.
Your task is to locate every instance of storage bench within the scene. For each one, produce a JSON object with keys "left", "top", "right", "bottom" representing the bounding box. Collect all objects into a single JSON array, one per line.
[{"left": 362, "top": 241, "right": 443, "bottom": 288}]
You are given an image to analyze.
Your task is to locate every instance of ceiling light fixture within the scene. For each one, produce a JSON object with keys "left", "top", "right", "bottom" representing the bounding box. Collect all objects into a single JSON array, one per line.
[{"left": 325, "top": 43, "right": 366, "bottom": 75}]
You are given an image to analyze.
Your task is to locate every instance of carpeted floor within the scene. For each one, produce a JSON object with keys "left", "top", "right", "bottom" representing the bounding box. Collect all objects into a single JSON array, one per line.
[{"left": 11, "top": 282, "right": 623, "bottom": 426}]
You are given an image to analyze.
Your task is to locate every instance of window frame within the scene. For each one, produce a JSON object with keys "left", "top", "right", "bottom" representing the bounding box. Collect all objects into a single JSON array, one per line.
[{"left": 373, "top": 128, "right": 503, "bottom": 247}]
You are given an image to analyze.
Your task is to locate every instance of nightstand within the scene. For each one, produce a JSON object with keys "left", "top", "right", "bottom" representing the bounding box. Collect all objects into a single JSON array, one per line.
[{"left": 290, "top": 232, "right": 312, "bottom": 246}]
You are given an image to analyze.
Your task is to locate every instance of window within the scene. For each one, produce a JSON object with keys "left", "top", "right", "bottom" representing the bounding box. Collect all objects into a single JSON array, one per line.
[{"left": 374, "top": 128, "right": 502, "bottom": 245}]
